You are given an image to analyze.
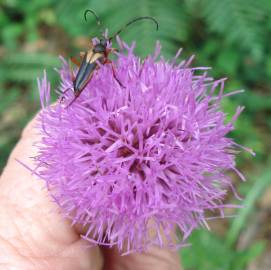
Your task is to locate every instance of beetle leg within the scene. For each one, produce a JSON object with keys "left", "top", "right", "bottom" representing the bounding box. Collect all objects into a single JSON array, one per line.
[
  {"left": 70, "top": 56, "right": 81, "bottom": 67},
  {"left": 107, "top": 48, "right": 119, "bottom": 53},
  {"left": 65, "top": 95, "right": 78, "bottom": 108},
  {"left": 104, "top": 59, "right": 125, "bottom": 88},
  {"left": 68, "top": 60, "right": 76, "bottom": 81},
  {"left": 103, "top": 58, "right": 111, "bottom": 64},
  {"left": 105, "top": 47, "right": 119, "bottom": 58},
  {"left": 60, "top": 64, "right": 75, "bottom": 103},
  {"left": 65, "top": 89, "right": 84, "bottom": 108},
  {"left": 59, "top": 88, "right": 72, "bottom": 103}
]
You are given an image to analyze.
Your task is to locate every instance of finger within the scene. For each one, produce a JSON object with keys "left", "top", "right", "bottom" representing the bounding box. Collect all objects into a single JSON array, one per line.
[
  {"left": 100, "top": 221, "right": 182, "bottom": 270},
  {"left": 102, "top": 246, "right": 182, "bottom": 270},
  {"left": 0, "top": 115, "right": 104, "bottom": 270}
]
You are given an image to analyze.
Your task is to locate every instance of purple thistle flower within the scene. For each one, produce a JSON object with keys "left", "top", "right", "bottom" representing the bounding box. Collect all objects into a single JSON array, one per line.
[{"left": 34, "top": 40, "right": 253, "bottom": 254}]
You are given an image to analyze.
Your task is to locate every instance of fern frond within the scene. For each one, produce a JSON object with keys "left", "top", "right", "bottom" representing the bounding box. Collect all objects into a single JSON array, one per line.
[{"left": 201, "top": 0, "right": 268, "bottom": 58}]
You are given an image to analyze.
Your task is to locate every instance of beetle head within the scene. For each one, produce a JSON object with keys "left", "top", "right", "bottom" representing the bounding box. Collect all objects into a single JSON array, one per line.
[
  {"left": 93, "top": 39, "right": 107, "bottom": 53},
  {"left": 100, "top": 37, "right": 107, "bottom": 47}
]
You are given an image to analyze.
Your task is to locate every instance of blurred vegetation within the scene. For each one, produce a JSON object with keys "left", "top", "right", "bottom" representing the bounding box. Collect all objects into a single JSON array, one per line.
[{"left": 0, "top": 0, "right": 270, "bottom": 269}]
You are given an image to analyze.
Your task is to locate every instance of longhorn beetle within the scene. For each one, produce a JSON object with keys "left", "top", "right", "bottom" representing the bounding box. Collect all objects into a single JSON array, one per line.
[{"left": 62, "top": 9, "right": 159, "bottom": 107}]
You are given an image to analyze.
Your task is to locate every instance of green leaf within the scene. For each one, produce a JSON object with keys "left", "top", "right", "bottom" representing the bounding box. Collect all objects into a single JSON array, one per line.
[
  {"left": 226, "top": 165, "right": 271, "bottom": 247},
  {"left": 0, "top": 53, "right": 59, "bottom": 84},
  {"left": 180, "top": 230, "right": 265, "bottom": 270},
  {"left": 200, "top": 0, "right": 267, "bottom": 60},
  {"left": 232, "top": 242, "right": 265, "bottom": 270},
  {"left": 0, "top": 88, "right": 19, "bottom": 115},
  {"left": 56, "top": 0, "right": 191, "bottom": 58},
  {"left": 216, "top": 48, "right": 240, "bottom": 76},
  {"left": 1, "top": 23, "right": 23, "bottom": 49}
]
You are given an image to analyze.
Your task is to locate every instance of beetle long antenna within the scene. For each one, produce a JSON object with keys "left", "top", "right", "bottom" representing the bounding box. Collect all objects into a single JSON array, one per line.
[
  {"left": 84, "top": 9, "right": 103, "bottom": 35},
  {"left": 109, "top": 16, "right": 159, "bottom": 41}
]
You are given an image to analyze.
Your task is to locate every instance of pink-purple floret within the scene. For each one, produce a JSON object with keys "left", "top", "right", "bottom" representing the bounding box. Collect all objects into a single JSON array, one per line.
[{"left": 35, "top": 40, "right": 253, "bottom": 254}]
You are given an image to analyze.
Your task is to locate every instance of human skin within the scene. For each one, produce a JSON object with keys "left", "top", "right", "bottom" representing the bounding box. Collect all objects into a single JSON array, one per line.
[{"left": 0, "top": 116, "right": 182, "bottom": 270}]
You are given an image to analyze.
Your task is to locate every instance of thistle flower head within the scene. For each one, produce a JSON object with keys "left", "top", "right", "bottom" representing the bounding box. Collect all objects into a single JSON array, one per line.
[{"left": 35, "top": 40, "right": 250, "bottom": 253}]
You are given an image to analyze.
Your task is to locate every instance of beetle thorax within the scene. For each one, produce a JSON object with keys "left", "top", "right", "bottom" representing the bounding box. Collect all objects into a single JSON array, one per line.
[{"left": 93, "top": 43, "right": 106, "bottom": 54}]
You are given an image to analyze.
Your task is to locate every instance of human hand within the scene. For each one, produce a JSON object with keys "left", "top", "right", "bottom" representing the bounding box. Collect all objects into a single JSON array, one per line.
[{"left": 0, "top": 116, "right": 182, "bottom": 270}]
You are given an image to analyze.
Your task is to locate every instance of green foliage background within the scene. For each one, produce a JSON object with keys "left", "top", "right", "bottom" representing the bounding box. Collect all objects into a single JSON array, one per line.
[{"left": 0, "top": 0, "right": 270, "bottom": 269}]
